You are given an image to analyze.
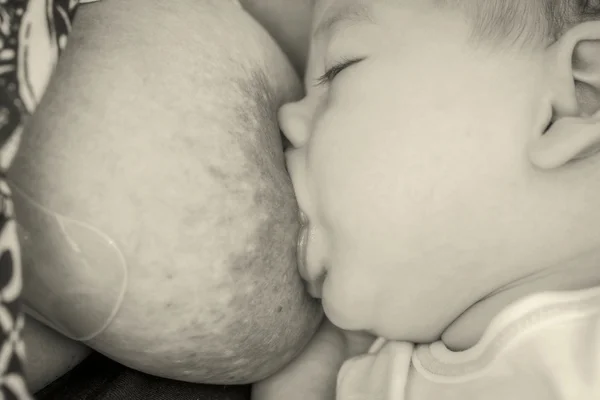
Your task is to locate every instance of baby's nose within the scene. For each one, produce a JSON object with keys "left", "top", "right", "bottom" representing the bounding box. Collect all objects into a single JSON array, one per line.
[{"left": 278, "top": 101, "right": 310, "bottom": 149}]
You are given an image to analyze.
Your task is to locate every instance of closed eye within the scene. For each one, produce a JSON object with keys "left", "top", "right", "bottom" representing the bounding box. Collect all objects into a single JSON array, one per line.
[{"left": 314, "top": 58, "right": 365, "bottom": 86}]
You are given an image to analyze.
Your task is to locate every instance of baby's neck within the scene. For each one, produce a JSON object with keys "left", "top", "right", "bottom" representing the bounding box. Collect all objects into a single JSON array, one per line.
[{"left": 441, "top": 256, "right": 600, "bottom": 351}]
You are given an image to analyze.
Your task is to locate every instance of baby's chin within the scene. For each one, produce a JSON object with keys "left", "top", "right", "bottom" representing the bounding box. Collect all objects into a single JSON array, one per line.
[{"left": 321, "top": 288, "right": 455, "bottom": 344}]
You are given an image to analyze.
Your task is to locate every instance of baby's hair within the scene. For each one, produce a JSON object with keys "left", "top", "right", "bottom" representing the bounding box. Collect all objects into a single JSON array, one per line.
[{"left": 441, "top": 0, "right": 600, "bottom": 47}]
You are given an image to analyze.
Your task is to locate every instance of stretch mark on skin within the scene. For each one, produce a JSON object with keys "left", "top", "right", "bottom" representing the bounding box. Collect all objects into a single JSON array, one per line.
[{"left": 9, "top": 181, "right": 128, "bottom": 342}]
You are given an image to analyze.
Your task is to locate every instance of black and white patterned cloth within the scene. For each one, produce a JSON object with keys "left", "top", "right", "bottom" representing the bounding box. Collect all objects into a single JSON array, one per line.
[{"left": 0, "top": 1, "right": 94, "bottom": 398}]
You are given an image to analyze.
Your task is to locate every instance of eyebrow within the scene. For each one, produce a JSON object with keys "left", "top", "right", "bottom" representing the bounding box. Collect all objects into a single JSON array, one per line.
[{"left": 312, "top": 4, "right": 373, "bottom": 40}]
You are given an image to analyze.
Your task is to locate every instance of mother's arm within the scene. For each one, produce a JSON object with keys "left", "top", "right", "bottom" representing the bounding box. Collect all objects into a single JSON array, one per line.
[
  {"left": 22, "top": 318, "right": 91, "bottom": 393},
  {"left": 11, "top": 0, "right": 322, "bottom": 384}
]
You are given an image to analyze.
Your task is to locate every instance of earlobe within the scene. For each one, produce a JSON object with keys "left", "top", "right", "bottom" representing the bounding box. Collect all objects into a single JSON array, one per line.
[
  {"left": 529, "top": 111, "right": 600, "bottom": 169},
  {"left": 530, "top": 22, "right": 600, "bottom": 169}
]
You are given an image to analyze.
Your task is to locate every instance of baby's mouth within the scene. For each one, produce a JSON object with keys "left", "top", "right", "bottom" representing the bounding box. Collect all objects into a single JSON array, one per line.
[
  {"left": 297, "top": 210, "right": 325, "bottom": 298},
  {"left": 306, "top": 273, "right": 325, "bottom": 299},
  {"left": 297, "top": 210, "right": 310, "bottom": 281}
]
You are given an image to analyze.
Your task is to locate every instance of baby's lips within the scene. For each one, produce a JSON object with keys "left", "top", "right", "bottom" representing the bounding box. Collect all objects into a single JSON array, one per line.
[
  {"left": 306, "top": 280, "right": 322, "bottom": 298},
  {"left": 305, "top": 273, "right": 326, "bottom": 299},
  {"left": 299, "top": 209, "right": 309, "bottom": 226},
  {"left": 296, "top": 215, "right": 310, "bottom": 281}
]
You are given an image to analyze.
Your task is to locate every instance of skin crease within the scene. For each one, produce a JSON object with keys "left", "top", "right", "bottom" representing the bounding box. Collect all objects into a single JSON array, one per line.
[
  {"left": 11, "top": 0, "right": 323, "bottom": 385},
  {"left": 239, "top": 0, "right": 314, "bottom": 75},
  {"left": 282, "top": 0, "right": 600, "bottom": 349}
]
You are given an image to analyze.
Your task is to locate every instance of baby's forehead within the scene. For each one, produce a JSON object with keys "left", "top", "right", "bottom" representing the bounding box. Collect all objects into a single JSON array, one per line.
[
  {"left": 312, "top": 0, "right": 548, "bottom": 49},
  {"left": 313, "top": 1, "right": 371, "bottom": 28},
  {"left": 311, "top": 0, "right": 441, "bottom": 42}
]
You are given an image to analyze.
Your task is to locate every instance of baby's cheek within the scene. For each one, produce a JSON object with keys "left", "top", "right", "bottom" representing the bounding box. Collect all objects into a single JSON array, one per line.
[{"left": 321, "top": 272, "right": 373, "bottom": 333}]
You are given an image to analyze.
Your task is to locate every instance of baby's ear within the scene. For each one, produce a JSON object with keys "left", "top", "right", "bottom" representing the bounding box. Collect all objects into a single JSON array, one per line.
[{"left": 529, "top": 21, "right": 600, "bottom": 169}]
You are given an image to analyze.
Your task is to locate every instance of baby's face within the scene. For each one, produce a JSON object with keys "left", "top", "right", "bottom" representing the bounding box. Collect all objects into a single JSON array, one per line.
[{"left": 281, "top": 0, "right": 566, "bottom": 341}]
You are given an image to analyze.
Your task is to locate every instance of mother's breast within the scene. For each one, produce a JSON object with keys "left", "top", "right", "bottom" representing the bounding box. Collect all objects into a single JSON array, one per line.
[{"left": 9, "top": 0, "right": 322, "bottom": 384}]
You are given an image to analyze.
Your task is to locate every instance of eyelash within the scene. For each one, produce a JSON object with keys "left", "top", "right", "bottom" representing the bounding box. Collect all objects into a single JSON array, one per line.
[{"left": 315, "top": 58, "right": 364, "bottom": 86}]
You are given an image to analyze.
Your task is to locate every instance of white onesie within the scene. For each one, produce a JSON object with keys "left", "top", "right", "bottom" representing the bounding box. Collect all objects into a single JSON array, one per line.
[{"left": 337, "top": 286, "right": 600, "bottom": 399}]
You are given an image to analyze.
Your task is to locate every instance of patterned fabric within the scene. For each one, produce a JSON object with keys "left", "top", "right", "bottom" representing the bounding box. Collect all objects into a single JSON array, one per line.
[{"left": 0, "top": 0, "right": 90, "bottom": 398}]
